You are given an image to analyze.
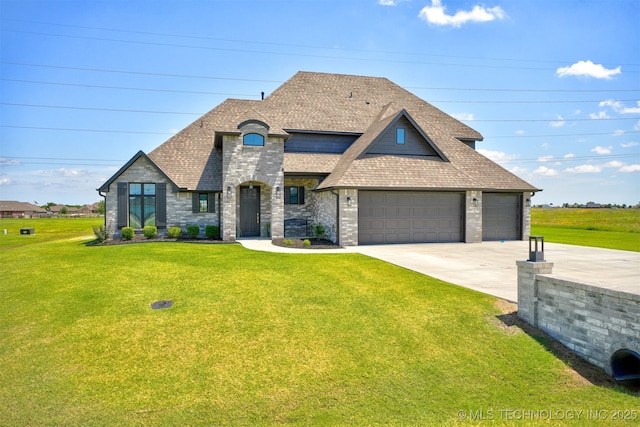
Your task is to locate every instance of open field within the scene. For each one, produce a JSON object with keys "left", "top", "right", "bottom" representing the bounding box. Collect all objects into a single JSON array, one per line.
[
  {"left": 1, "top": 218, "right": 637, "bottom": 425},
  {"left": 531, "top": 208, "right": 640, "bottom": 252}
]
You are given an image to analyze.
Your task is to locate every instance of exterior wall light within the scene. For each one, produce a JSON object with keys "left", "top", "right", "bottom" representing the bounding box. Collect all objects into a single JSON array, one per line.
[
  {"left": 275, "top": 186, "right": 281, "bottom": 198},
  {"left": 347, "top": 196, "right": 353, "bottom": 207},
  {"left": 227, "top": 186, "right": 232, "bottom": 198},
  {"left": 472, "top": 197, "right": 478, "bottom": 207},
  {"left": 526, "top": 198, "right": 531, "bottom": 207}
]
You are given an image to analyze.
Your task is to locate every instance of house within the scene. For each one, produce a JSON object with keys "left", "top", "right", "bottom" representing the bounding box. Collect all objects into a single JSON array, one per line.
[
  {"left": 0, "top": 201, "right": 47, "bottom": 218},
  {"left": 98, "top": 71, "right": 540, "bottom": 245}
]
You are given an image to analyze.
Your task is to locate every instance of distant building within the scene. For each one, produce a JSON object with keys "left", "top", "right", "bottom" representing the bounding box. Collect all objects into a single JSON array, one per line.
[{"left": 0, "top": 201, "right": 47, "bottom": 218}]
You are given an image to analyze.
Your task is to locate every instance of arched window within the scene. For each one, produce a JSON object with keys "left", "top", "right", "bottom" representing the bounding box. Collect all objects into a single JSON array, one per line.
[{"left": 243, "top": 133, "right": 264, "bottom": 146}]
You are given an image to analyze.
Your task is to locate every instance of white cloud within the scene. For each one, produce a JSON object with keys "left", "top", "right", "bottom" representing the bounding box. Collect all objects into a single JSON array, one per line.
[
  {"left": 36, "top": 168, "right": 89, "bottom": 178},
  {"left": 533, "top": 166, "right": 558, "bottom": 176},
  {"left": 0, "top": 177, "right": 11, "bottom": 185},
  {"left": 556, "top": 60, "right": 621, "bottom": 79},
  {"left": 549, "top": 115, "right": 565, "bottom": 128},
  {"left": 619, "top": 164, "right": 640, "bottom": 173},
  {"left": 599, "top": 99, "right": 640, "bottom": 114},
  {"left": 591, "top": 146, "right": 612, "bottom": 155},
  {"left": 453, "top": 112, "right": 474, "bottom": 121},
  {"left": 589, "top": 111, "right": 610, "bottom": 119},
  {"left": 621, "top": 142, "right": 639, "bottom": 148},
  {"left": 563, "top": 153, "right": 575, "bottom": 159},
  {"left": 634, "top": 120, "right": 640, "bottom": 131},
  {"left": 0, "top": 158, "right": 21, "bottom": 165},
  {"left": 378, "top": 0, "right": 397, "bottom": 5},
  {"left": 418, "top": 0, "right": 506, "bottom": 28},
  {"left": 604, "top": 161, "right": 624, "bottom": 168},
  {"left": 477, "top": 149, "right": 518, "bottom": 163},
  {"left": 566, "top": 164, "right": 602, "bottom": 174},
  {"left": 621, "top": 101, "right": 640, "bottom": 114},
  {"left": 510, "top": 166, "right": 529, "bottom": 175},
  {"left": 538, "top": 155, "right": 554, "bottom": 162},
  {"left": 515, "top": 130, "right": 525, "bottom": 135},
  {"left": 613, "top": 130, "right": 625, "bottom": 136}
]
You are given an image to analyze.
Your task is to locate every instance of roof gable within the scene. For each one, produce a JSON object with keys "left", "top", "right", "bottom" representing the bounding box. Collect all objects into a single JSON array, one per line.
[
  {"left": 363, "top": 110, "right": 448, "bottom": 161},
  {"left": 98, "top": 151, "right": 180, "bottom": 193}
]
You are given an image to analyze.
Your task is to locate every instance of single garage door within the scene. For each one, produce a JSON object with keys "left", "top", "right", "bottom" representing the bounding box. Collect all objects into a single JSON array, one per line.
[
  {"left": 359, "top": 191, "right": 464, "bottom": 244},
  {"left": 482, "top": 193, "right": 522, "bottom": 241}
]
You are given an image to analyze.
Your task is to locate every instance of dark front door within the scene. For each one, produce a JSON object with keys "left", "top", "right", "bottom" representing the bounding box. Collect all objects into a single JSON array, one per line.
[{"left": 240, "top": 186, "right": 260, "bottom": 237}]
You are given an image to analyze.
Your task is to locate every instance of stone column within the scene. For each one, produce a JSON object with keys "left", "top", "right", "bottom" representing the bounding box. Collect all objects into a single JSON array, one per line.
[
  {"left": 465, "top": 190, "right": 482, "bottom": 243},
  {"left": 517, "top": 260, "right": 554, "bottom": 327}
]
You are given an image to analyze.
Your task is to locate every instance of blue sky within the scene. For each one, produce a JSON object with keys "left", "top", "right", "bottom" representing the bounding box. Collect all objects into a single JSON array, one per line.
[{"left": 1, "top": 0, "right": 638, "bottom": 206}]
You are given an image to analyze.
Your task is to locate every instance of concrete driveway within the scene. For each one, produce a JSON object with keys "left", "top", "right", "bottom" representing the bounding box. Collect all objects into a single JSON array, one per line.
[
  {"left": 353, "top": 241, "right": 640, "bottom": 302},
  {"left": 238, "top": 239, "right": 639, "bottom": 302}
]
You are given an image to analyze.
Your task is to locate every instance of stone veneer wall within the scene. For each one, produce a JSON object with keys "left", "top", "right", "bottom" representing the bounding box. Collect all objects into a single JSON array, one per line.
[
  {"left": 221, "top": 121, "right": 285, "bottom": 241},
  {"left": 465, "top": 190, "right": 482, "bottom": 243},
  {"left": 103, "top": 157, "right": 219, "bottom": 238},
  {"left": 522, "top": 191, "right": 532, "bottom": 240},
  {"left": 312, "top": 190, "right": 337, "bottom": 243},
  {"left": 517, "top": 261, "right": 640, "bottom": 375}
]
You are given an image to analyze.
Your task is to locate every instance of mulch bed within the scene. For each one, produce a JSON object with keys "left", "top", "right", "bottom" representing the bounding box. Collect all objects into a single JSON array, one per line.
[
  {"left": 271, "top": 238, "right": 342, "bottom": 249},
  {"left": 88, "top": 235, "right": 228, "bottom": 246}
]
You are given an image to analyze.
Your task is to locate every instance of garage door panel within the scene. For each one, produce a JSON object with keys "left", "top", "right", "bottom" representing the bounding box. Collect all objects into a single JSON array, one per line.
[
  {"left": 483, "top": 193, "right": 521, "bottom": 241},
  {"left": 359, "top": 191, "right": 463, "bottom": 244}
]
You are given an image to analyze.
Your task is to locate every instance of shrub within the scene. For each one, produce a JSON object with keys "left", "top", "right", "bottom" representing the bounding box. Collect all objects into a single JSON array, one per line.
[
  {"left": 311, "top": 224, "right": 327, "bottom": 239},
  {"left": 283, "top": 239, "right": 294, "bottom": 246},
  {"left": 167, "top": 226, "right": 182, "bottom": 238},
  {"left": 205, "top": 225, "right": 220, "bottom": 239},
  {"left": 92, "top": 224, "right": 110, "bottom": 243},
  {"left": 303, "top": 239, "right": 311, "bottom": 247},
  {"left": 187, "top": 225, "right": 200, "bottom": 238},
  {"left": 121, "top": 227, "right": 134, "bottom": 240},
  {"left": 143, "top": 226, "right": 157, "bottom": 239}
]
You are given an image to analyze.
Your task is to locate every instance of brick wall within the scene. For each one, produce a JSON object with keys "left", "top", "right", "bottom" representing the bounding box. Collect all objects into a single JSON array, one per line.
[
  {"left": 517, "top": 261, "right": 640, "bottom": 375},
  {"left": 103, "top": 156, "right": 220, "bottom": 238}
]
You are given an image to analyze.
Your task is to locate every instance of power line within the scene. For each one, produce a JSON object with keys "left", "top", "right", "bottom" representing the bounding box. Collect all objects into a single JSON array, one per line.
[
  {"left": 3, "top": 62, "right": 638, "bottom": 94},
  {"left": 4, "top": 18, "right": 639, "bottom": 68},
  {"left": 3, "top": 102, "right": 639, "bottom": 123},
  {"left": 1, "top": 102, "right": 202, "bottom": 116},
  {"left": 0, "top": 29, "right": 601, "bottom": 73},
  {"left": 0, "top": 125, "right": 174, "bottom": 135},
  {"left": 2, "top": 124, "right": 639, "bottom": 139},
  {"left": 0, "top": 61, "right": 283, "bottom": 83}
]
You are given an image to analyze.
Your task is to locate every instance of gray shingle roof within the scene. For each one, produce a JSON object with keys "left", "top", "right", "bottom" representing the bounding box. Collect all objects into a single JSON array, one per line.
[{"left": 144, "top": 71, "right": 538, "bottom": 192}]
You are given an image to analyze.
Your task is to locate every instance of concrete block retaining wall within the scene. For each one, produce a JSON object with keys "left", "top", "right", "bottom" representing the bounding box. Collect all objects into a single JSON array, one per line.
[{"left": 517, "top": 261, "right": 640, "bottom": 376}]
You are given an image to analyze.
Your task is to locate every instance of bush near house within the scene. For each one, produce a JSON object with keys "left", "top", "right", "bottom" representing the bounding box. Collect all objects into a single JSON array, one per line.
[
  {"left": 143, "top": 226, "right": 157, "bottom": 239},
  {"left": 186, "top": 225, "right": 200, "bottom": 238},
  {"left": 205, "top": 225, "right": 219, "bottom": 239},
  {"left": 167, "top": 227, "right": 182, "bottom": 238},
  {"left": 121, "top": 227, "right": 134, "bottom": 240}
]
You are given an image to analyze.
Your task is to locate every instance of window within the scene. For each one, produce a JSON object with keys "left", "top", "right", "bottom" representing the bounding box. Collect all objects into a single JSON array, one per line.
[
  {"left": 396, "top": 128, "right": 405, "bottom": 145},
  {"left": 129, "top": 183, "right": 156, "bottom": 228},
  {"left": 243, "top": 133, "right": 264, "bottom": 146},
  {"left": 284, "top": 186, "right": 305, "bottom": 205},
  {"left": 193, "top": 192, "right": 215, "bottom": 213},
  {"left": 199, "top": 193, "right": 208, "bottom": 212}
]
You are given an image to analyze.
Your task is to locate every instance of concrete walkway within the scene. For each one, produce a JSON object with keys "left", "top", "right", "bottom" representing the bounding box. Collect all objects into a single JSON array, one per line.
[{"left": 237, "top": 239, "right": 639, "bottom": 302}]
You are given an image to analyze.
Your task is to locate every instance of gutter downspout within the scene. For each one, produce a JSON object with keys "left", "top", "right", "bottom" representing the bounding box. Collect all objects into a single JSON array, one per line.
[{"left": 98, "top": 189, "right": 107, "bottom": 227}]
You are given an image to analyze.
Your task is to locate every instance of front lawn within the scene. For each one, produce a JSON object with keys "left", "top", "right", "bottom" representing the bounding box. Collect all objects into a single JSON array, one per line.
[{"left": 1, "top": 219, "right": 637, "bottom": 425}]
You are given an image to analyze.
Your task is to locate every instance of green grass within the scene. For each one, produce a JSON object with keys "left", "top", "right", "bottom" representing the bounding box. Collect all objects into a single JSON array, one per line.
[
  {"left": 531, "top": 208, "right": 640, "bottom": 252},
  {"left": 1, "top": 219, "right": 638, "bottom": 425}
]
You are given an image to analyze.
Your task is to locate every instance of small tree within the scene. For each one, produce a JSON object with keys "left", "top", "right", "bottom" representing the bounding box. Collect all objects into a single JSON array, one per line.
[{"left": 60, "top": 206, "right": 68, "bottom": 215}]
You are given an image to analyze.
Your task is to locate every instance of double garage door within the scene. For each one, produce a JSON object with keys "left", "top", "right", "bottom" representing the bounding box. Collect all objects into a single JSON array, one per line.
[{"left": 358, "top": 191, "right": 464, "bottom": 244}]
